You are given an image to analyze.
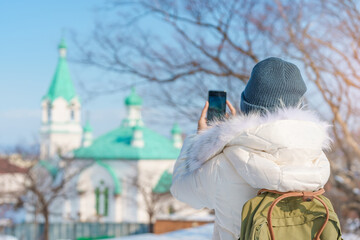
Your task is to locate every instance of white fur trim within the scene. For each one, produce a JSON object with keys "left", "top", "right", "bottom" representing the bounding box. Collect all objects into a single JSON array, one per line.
[{"left": 183, "top": 107, "right": 331, "bottom": 172}]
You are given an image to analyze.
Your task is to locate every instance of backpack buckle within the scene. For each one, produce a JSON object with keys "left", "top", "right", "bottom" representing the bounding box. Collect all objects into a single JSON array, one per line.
[
  {"left": 302, "top": 192, "right": 314, "bottom": 202},
  {"left": 303, "top": 196, "right": 314, "bottom": 202}
]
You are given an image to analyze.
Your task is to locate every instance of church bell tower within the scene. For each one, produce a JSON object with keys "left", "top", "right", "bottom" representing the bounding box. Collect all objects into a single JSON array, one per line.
[{"left": 40, "top": 39, "right": 83, "bottom": 160}]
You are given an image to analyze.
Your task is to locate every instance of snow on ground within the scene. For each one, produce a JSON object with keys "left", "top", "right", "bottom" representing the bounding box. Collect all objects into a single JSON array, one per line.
[
  {"left": 107, "top": 223, "right": 213, "bottom": 240},
  {"left": 106, "top": 223, "right": 360, "bottom": 240},
  {"left": 344, "top": 234, "right": 360, "bottom": 240},
  {"left": 0, "top": 236, "right": 18, "bottom": 240}
]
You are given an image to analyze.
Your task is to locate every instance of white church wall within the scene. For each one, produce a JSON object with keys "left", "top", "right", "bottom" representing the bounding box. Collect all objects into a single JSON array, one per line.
[
  {"left": 127, "top": 106, "right": 142, "bottom": 126},
  {"left": 107, "top": 160, "right": 137, "bottom": 222},
  {"left": 121, "top": 176, "right": 139, "bottom": 223},
  {"left": 41, "top": 100, "right": 49, "bottom": 123},
  {"left": 114, "top": 195, "right": 122, "bottom": 222},
  {"left": 50, "top": 196, "right": 68, "bottom": 222},
  {"left": 136, "top": 160, "right": 175, "bottom": 223},
  {"left": 76, "top": 163, "right": 116, "bottom": 222},
  {"left": 40, "top": 97, "right": 82, "bottom": 159},
  {"left": 82, "top": 132, "right": 93, "bottom": 147},
  {"left": 49, "top": 98, "right": 80, "bottom": 123},
  {"left": 137, "top": 160, "right": 175, "bottom": 184},
  {"left": 40, "top": 132, "right": 82, "bottom": 159},
  {"left": 50, "top": 133, "right": 82, "bottom": 156}
]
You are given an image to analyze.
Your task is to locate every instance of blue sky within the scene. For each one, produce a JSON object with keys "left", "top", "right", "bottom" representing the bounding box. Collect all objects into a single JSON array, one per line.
[
  {"left": 0, "top": 1, "right": 149, "bottom": 149},
  {"left": 0, "top": 1, "right": 327, "bottom": 150}
]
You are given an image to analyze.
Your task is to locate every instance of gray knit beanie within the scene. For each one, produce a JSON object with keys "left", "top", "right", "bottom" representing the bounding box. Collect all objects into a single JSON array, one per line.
[{"left": 240, "top": 57, "right": 307, "bottom": 114}]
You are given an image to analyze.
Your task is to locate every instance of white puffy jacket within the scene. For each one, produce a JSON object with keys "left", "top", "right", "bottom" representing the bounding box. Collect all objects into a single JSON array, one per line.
[{"left": 170, "top": 108, "right": 331, "bottom": 240}]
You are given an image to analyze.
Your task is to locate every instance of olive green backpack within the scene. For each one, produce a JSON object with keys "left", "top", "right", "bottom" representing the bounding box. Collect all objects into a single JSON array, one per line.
[{"left": 239, "top": 189, "right": 342, "bottom": 240}]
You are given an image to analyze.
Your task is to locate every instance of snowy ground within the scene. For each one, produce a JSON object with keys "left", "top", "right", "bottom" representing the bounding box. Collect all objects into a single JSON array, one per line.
[
  {"left": 344, "top": 234, "right": 360, "bottom": 240},
  {"left": 107, "top": 223, "right": 213, "bottom": 240},
  {"left": 106, "top": 223, "right": 360, "bottom": 240}
]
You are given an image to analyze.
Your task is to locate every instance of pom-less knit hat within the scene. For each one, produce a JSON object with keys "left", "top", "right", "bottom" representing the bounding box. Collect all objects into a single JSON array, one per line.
[{"left": 240, "top": 57, "right": 307, "bottom": 114}]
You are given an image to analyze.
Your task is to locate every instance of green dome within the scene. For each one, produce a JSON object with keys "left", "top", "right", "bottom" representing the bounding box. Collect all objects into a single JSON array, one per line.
[
  {"left": 153, "top": 170, "right": 172, "bottom": 194},
  {"left": 42, "top": 39, "right": 77, "bottom": 103},
  {"left": 83, "top": 121, "right": 93, "bottom": 133},
  {"left": 58, "top": 38, "right": 67, "bottom": 49},
  {"left": 74, "top": 124, "right": 181, "bottom": 160},
  {"left": 133, "top": 124, "right": 143, "bottom": 131},
  {"left": 171, "top": 123, "right": 182, "bottom": 134},
  {"left": 125, "top": 87, "right": 142, "bottom": 106}
]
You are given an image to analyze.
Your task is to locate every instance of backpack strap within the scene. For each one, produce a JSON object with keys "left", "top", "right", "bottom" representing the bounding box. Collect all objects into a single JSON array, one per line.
[{"left": 258, "top": 188, "right": 329, "bottom": 240}]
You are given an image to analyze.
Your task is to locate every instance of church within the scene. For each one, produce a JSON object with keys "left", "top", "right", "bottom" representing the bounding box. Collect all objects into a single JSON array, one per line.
[{"left": 39, "top": 40, "right": 183, "bottom": 223}]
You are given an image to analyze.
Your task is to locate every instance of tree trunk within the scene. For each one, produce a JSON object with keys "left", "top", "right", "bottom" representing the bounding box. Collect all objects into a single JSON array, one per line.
[
  {"left": 149, "top": 222, "right": 154, "bottom": 233},
  {"left": 33, "top": 208, "right": 38, "bottom": 240},
  {"left": 149, "top": 212, "right": 154, "bottom": 233},
  {"left": 42, "top": 207, "right": 50, "bottom": 240}
]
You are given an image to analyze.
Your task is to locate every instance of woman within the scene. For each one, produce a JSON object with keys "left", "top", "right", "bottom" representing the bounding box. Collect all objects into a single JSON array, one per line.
[{"left": 170, "top": 57, "right": 331, "bottom": 240}]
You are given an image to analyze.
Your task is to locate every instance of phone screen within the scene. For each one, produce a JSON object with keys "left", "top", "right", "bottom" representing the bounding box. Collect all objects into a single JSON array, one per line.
[{"left": 208, "top": 91, "right": 227, "bottom": 121}]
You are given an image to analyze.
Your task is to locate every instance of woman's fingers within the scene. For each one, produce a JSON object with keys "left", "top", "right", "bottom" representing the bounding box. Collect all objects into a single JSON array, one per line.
[
  {"left": 198, "top": 101, "right": 234, "bottom": 132},
  {"left": 198, "top": 101, "right": 209, "bottom": 132},
  {"left": 200, "top": 101, "right": 209, "bottom": 120},
  {"left": 226, "top": 100, "right": 236, "bottom": 116}
]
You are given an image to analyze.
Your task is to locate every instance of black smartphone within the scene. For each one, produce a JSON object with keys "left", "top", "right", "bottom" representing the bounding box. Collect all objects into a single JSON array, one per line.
[{"left": 207, "top": 90, "right": 227, "bottom": 121}]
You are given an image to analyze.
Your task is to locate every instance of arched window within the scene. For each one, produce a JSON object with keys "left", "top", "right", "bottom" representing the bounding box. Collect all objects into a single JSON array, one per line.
[
  {"left": 95, "top": 180, "right": 109, "bottom": 217},
  {"left": 47, "top": 104, "right": 52, "bottom": 122},
  {"left": 70, "top": 102, "right": 75, "bottom": 121},
  {"left": 70, "top": 110, "right": 75, "bottom": 121}
]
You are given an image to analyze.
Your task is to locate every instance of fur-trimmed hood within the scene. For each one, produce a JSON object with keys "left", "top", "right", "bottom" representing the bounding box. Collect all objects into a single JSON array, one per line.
[{"left": 181, "top": 107, "right": 331, "bottom": 192}]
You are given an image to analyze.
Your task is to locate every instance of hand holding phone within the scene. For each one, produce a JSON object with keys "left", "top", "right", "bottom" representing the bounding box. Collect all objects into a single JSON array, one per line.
[{"left": 197, "top": 91, "right": 236, "bottom": 133}]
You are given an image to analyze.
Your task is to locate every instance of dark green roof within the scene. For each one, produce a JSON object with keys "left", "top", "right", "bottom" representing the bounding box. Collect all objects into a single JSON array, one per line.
[
  {"left": 171, "top": 123, "right": 182, "bottom": 134},
  {"left": 125, "top": 87, "right": 142, "bottom": 106},
  {"left": 83, "top": 121, "right": 93, "bottom": 133},
  {"left": 43, "top": 41, "right": 77, "bottom": 103},
  {"left": 74, "top": 125, "right": 180, "bottom": 160},
  {"left": 153, "top": 170, "right": 172, "bottom": 193}
]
